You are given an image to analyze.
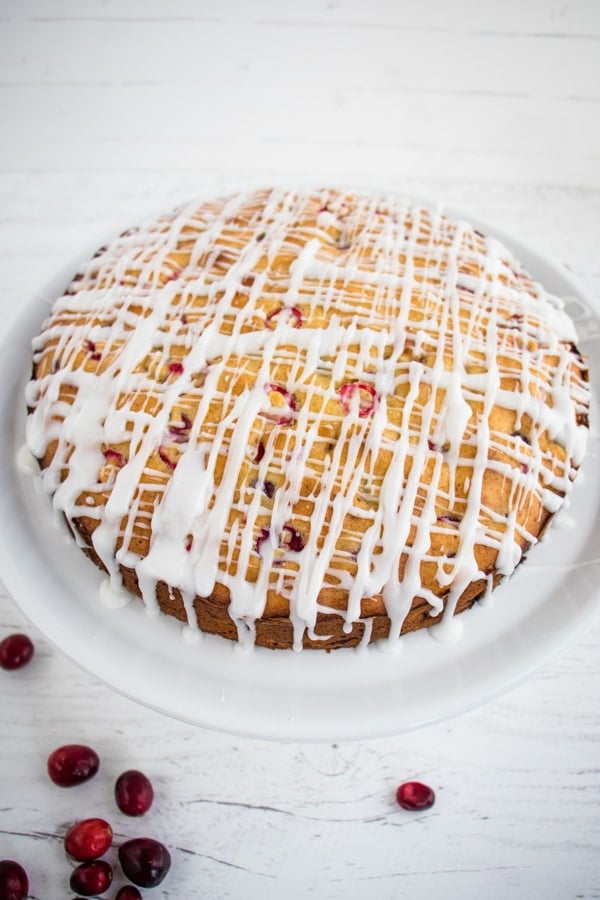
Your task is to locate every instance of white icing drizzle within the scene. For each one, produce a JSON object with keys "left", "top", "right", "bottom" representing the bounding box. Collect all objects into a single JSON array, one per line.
[
  {"left": 25, "top": 187, "right": 590, "bottom": 649},
  {"left": 429, "top": 613, "right": 465, "bottom": 644},
  {"left": 16, "top": 443, "right": 39, "bottom": 475},
  {"left": 99, "top": 578, "right": 131, "bottom": 609}
]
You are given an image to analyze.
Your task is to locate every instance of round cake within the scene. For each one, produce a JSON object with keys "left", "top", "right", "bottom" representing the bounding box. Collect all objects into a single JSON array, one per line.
[{"left": 25, "top": 186, "right": 590, "bottom": 650}]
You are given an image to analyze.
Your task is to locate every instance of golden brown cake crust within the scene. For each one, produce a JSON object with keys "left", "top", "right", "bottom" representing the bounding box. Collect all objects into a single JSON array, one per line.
[
  {"left": 26, "top": 187, "right": 590, "bottom": 650},
  {"left": 70, "top": 511, "right": 505, "bottom": 650}
]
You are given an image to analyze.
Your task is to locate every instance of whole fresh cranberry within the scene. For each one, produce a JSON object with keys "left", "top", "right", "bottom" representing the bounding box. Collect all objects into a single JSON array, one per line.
[
  {"left": 64, "top": 817, "right": 113, "bottom": 861},
  {"left": 0, "top": 859, "right": 29, "bottom": 900},
  {"left": 118, "top": 837, "right": 171, "bottom": 888},
  {"left": 115, "top": 886, "right": 143, "bottom": 899},
  {"left": 115, "top": 770, "right": 154, "bottom": 817},
  {"left": 69, "top": 859, "right": 112, "bottom": 896},
  {"left": 47, "top": 744, "right": 99, "bottom": 787},
  {"left": 395, "top": 780, "right": 436, "bottom": 811},
  {"left": 0, "top": 633, "right": 34, "bottom": 670}
]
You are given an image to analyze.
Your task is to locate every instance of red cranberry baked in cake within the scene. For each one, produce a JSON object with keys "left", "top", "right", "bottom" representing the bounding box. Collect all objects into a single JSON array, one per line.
[{"left": 25, "top": 187, "right": 590, "bottom": 650}]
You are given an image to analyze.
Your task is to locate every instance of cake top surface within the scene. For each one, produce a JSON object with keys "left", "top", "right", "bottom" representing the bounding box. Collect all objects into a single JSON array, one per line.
[{"left": 26, "top": 186, "right": 590, "bottom": 648}]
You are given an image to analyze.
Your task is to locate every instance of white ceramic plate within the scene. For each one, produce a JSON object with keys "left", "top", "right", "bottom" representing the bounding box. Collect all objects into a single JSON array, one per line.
[{"left": 1, "top": 190, "right": 599, "bottom": 742}]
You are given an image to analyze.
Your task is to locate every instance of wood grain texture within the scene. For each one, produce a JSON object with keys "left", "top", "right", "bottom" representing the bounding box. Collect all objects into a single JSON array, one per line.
[
  {"left": 1, "top": 1, "right": 600, "bottom": 897},
  {"left": 0, "top": 0, "right": 599, "bottom": 183}
]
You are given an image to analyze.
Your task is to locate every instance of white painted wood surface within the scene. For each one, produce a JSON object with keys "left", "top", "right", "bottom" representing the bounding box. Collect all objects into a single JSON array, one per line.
[{"left": 1, "top": 2, "right": 599, "bottom": 897}]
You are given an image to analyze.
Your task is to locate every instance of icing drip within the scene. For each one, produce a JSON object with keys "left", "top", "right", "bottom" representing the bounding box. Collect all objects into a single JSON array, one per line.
[
  {"left": 16, "top": 444, "right": 39, "bottom": 476},
  {"left": 99, "top": 578, "right": 131, "bottom": 609},
  {"left": 25, "top": 187, "right": 590, "bottom": 649}
]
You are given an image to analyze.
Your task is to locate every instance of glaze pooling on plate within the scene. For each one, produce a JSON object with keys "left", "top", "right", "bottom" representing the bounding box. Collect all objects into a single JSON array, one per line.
[{"left": 24, "top": 187, "right": 590, "bottom": 650}]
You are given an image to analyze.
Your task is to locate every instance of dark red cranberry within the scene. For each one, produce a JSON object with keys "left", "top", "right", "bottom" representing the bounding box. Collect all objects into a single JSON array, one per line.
[
  {"left": 168, "top": 413, "right": 192, "bottom": 443},
  {"left": 281, "top": 524, "right": 305, "bottom": 552},
  {"left": 262, "top": 479, "right": 275, "bottom": 499},
  {"left": 47, "top": 744, "right": 100, "bottom": 787},
  {"left": 64, "top": 817, "right": 113, "bottom": 861},
  {"left": 158, "top": 445, "right": 177, "bottom": 469},
  {"left": 427, "top": 439, "right": 449, "bottom": 453},
  {"left": 102, "top": 448, "right": 125, "bottom": 467},
  {"left": 118, "top": 837, "right": 171, "bottom": 888},
  {"left": 115, "top": 770, "right": 154, "bottom": 817},
  {"left": 0, "top": 860, "right": 29, "bottom": 900},
  {"left": 0, "top": 633, "right": 34, "bottom": 670},
  {"left": 164, "top": 269, "right": 182, "bottom": 283},
  {"left": 255, "top": 527, "right": 270, "bottom": 554},
  {"left": 339, "top": 381, "right": 378, "bottom": 418},
  {"left": 437, "top": 514, "right": 461, "bottom": 526},
  {"left": 115, "top": 887, "right": 142, "bottom": 900},
  {"left": 69, "top": 859, "right": 113, "bottom": 896},
  {"left": 262, "top": 383, "right": 297, "bottom": 426},
  {"left": 265, "top": 305, "right": 303, "bottom": 329},
  {"left": 396, "top": 780, "right": 436, "bottom": 811},
  {"left": 281, "top": 525, "right": 305, "bottom": 553},
  {"left": 85, "top": 339, "right": 101, "bottom": 362}
]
